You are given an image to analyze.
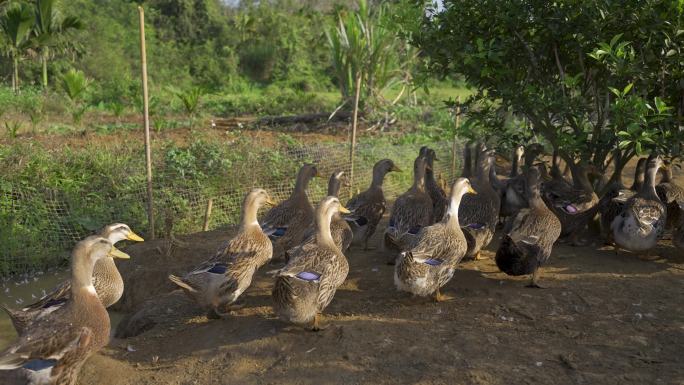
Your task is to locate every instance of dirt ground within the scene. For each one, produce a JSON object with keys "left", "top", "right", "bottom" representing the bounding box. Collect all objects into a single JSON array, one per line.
[{"left": 73, "top": 212, "right": 684, "bottom": 385}]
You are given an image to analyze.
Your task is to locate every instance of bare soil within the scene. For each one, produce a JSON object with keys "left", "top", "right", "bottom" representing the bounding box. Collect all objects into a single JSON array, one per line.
[{"left": 76, "top": 214, "right": 684, "bottom": 385}]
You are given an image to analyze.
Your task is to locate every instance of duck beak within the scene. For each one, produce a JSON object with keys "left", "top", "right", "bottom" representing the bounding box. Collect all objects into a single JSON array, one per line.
[
  {"left": 391, "top": 165, "right": 402, "bottom": 172},
  {"left": 339, "top": 206, "right": 351, "bottom": 214},
  {"left": 109, "top": 246, "right": 130, "bottom": 259},
  {"left": 126, "top": 231, "right": 145, "bottom": 242},
  {"left": 265, "top": 198, "right": 276, "bottom": 207},
  {"left": 467, "top": 186, "right": 477, "bottom": 195}
]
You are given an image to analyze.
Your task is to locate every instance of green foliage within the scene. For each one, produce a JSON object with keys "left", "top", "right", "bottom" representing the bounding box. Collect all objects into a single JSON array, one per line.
[
  {"left": 4, "top": 120, "right": 21, "bottom": 138},
  {"left": 169, "top": 86, "right": 204, "bottom": 119},
  {"left": 326, "top": 0, "right": 409, "bottom": 109},
  {"left": 413, "top": 0, "right": 684, "bottom": 184}
]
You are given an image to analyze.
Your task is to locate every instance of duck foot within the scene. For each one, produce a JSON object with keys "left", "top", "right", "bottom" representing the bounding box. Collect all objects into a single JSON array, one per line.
[
  {"left": 638, "top": 253, "right": 659, "bottom": 261},
  {"left": 311, "top": 314, "right": 328, "bottom": 332},
  {"left": 525, "top": 271, "right": 545, "bottom": 288},
  {"left": 433, "top": 289, "right": 453, "bottom": 302},
  {"left": 206, "top": 308, "right": 222, "bottom": 320}
]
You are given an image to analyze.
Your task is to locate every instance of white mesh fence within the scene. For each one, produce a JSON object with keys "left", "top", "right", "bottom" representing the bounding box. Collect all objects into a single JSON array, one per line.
[{"left": 0, "top": 139, "right": 462, "bottom": 276}]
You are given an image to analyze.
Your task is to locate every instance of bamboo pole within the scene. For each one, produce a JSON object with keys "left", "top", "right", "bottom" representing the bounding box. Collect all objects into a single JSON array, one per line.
[
  {"left": 451, "top": 96, "right": 462, "bottom": 178},
  {"left": 139, "top": 6, "right": 155, "bottom": 239},
  {"left": 349, "top": 73, "right": 362, "bottom": 198},
  {"left": 203, "top": 198, "right": 213, "bottom": 231}
]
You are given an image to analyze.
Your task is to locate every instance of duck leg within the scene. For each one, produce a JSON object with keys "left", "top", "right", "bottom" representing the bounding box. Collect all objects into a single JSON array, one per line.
[
  {"left": 473, "top": 251, "right": 482, "bottom": 260},
  {"left": 433, "top": 288, "right": 453, "bottom": 302},
  {"left": 525, "top": 269, "right": 545, "bottom": 289},
  {"left": 311, "top": 313, "right": 328, "bottom": 331}
]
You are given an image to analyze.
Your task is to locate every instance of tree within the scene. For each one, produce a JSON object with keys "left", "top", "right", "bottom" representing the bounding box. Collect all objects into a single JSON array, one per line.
[
  {"left": 412, "top": 0, "right": 684, "bottom": 187},
  {"left": 1, "top": 2, "right": 34, "bottom": 92},
  {"left": 31, "top": 0, "right": 83, "bottom": 89},
  {"left": 326, "top": 0, "right": 408, "bottom": 110}
]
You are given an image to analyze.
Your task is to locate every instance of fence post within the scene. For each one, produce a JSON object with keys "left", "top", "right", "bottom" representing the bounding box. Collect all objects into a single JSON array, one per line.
[
  {"left": 451, "top": 96, "right": 462, "bottom": 180},
  {"left": 139, "top": 6, "right": 155, "bottom": 239},
  {"left": 203, "top": 198, "right": 213, "bottom": 231},
  {"left": 349, "top": 72, "right": 362, "bottom": 198}
]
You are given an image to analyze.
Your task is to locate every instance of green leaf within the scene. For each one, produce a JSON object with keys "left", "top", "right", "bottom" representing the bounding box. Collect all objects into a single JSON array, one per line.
[
  {"left": 667, "top": 49, "right": 677, "bottom": 57},
  {"left": 618, "top": 140, "right": 631, "bottom": 149},
  {"left": 622, "top": 83, "right": 633, "bottom": 95}
]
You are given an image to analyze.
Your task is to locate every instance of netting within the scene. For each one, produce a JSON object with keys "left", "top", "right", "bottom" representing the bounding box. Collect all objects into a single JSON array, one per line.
[{"left": 0, "top": 139, "right": 462, "bottom": 277}]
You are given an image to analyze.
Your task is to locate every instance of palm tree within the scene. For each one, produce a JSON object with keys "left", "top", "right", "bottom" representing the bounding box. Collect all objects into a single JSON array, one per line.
[
  {"left": 32, "top": 0, "right": 82, "bottom": 89},
  {"left": 1, "top": 2, "right": 34, "bottom": 92}
]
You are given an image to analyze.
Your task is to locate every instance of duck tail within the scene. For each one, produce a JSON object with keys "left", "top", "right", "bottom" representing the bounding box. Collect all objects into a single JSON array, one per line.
[
  {"left": 168, "top": 275, "right": 197, "bottom": 293},
  {"left": 0, "top": 352, "right": 25, "bottom": 370},
  {"left": 1, "top": 305, "right": 30, "bottom": 336}
]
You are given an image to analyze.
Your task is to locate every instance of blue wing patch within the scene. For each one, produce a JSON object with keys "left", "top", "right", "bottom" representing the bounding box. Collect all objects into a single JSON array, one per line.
[
  {"left": 408, "top": 226, "right": 421, "bottom": 235},
  {"left": 295, "top": 272, "right": 321, "bottom": 282},
  {"left": 207, "top": 263, "right": 228, "bottom": 274},
  {"left": 42, "top": 298, "right": 67, "bottom": 309},
  {"left": 465, "top": 223, "right": 486, "bottom": 230},
  {"left": 423, "top": 258, "right": 444, "bottom": 266},
  {"left": 23, "top": 359, "right": 57, "bottom": 371}
]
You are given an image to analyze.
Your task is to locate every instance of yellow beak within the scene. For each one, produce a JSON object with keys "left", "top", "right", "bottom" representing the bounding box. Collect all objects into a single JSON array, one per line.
[
  {"left": 339, "top": 206, "right": 351, "bottom": 214},
  {"left": 126, "top": 231, "right": 145, "bottom": 242},
  {"left": 391, "top": 165, "right": 402, "bottom": 172},
  {"left": 265, "top": 198, "right": 276, "bottom": 207},
  {"left": 467, "top": 186, "right": 477, "bottom": 195},
  {"left": 109, "top": 246, "right": 130, "bottom": 259}
]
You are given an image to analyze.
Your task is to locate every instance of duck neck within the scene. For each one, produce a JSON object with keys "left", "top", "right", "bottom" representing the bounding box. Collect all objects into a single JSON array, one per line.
[
  {"left": 445, "top": 191, "right": 465, "bottom": 227},
  {"left": 328, "top": 178, "right": 341, "bottom": 197},
  {"left": 632, "top": 163, "right": 645, "bottom": 191},
  {"left": 370, "top": 168, "right": 387, "bottom": 189},
  {"left": 71, "top": 253, "right": 97, "bottom": 299},
  {"left": 571, "top": 163, "right": 594, "bottom": 194},
  {"left": 660, "top": 167, "right": 673, "bottom": 183},
  {"left": 642, "top": 165, "right": 659, "bottom": 197},
  {"left": 315, "top": 210, "right": 336, "bottom": 247},
  {"left": 510, "top": 152, "right": 521, "bottom": 177},
  {"left": 476, "top": 157, "right": 491, "bottom": 183},
  {"left": 239, "top": 197, "right": 260, "bottom": 229},
  {"left": 462, "top": 146, "right": 472, "bottom": 178},
  {"left": 413, "top": 165, "right": 426, "bottom": 192},
  {"left": 293, "top": 172, "right": 312, "bottom": 197}
]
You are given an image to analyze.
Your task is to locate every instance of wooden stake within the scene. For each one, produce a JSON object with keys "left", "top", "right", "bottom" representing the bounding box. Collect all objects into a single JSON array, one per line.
[
  {"left": 203, "top": 198, "right": 213, "bottom": 231},
  {"left": 139, "top": 6, "right": 155, "bottom": 239},
  {"left": 451, "top": 96, "right": 462, "bottom": 179},
  {"left": 349, "top": 73, "right": 362, "bottom": 198}
]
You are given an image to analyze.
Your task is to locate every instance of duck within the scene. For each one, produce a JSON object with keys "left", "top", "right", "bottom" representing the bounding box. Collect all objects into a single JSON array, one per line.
[
  {"left": 498, "top": 144, "right": 546, "bottom": 228},
  {"left": 394, "top": 178, "right": 476, "bottom": 301},
  {"left": 599, "top": 156, "right": 643, "bottom": 244},
  {"left": 459, "top": 146, "right": 501, "bottom": 259},
  {"left": 673, "top": 201, "right": 684, "bottom": 250},
  {"left": 612, "top": 155, "right": 667, "bottom": 255},
  {"left": 495, "top": 166, "right": 561, "bottom": 288},
  {"left": 630, "top": 158, "right": 647, "bottom": 191},
  {"left": 288, "top": 171, "right": 353, "bottom": 257},
  {"left": 420, "top": 146, "right": 448, "bottom": 222},
  {"left": 461, "top": 141, "right": 474, "bottom": 179},
  {"left": 261, "top": 164, "right": 318, "bottom": 259},
  {"left": 384, "top": 156, "right": 434, "bottom": 254},
  {"left": 3, "top": 224, "right": 144, "bottom": 336},
  {"left": 272, "top": 196, "right": 351, "bottom": 331},
  {"left": 0, "top": 236, "right": 130, "bottom": 385},
  {"left": 542, "top": 159, "right": 600, "bottom": 245},
  {"left": 344, "top": 159, "right": 400, "bottom": 250},
  {"left": 169, "top": 189, "right": 274, "bottom": 318},
  {"left": 491, "top": 146, "right": 524, "bottom": 222},
  {"left": 655, "top": 161, "right": 684, "bottom": 230}
]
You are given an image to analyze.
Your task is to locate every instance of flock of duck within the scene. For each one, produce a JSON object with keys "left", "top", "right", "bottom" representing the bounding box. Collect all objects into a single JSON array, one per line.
[{"left": 1, "top": 143, "right": 682, "bottom": 385}]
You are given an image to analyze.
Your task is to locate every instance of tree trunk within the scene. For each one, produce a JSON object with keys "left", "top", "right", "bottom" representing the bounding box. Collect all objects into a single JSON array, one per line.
[
  {"left": 12, "top": 56, "right": 19, "bottom": 93},
  {"left": 41, "top": 51, "right": 48, "bottom": 89}
]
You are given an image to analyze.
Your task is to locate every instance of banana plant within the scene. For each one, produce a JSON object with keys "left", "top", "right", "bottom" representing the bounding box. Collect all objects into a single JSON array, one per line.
[
  {"left": 1, "top": 2, "right": 34, "bottom": 92},
  {"left": 32, "top": 0, "right": 83, "bottom": 89}
]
